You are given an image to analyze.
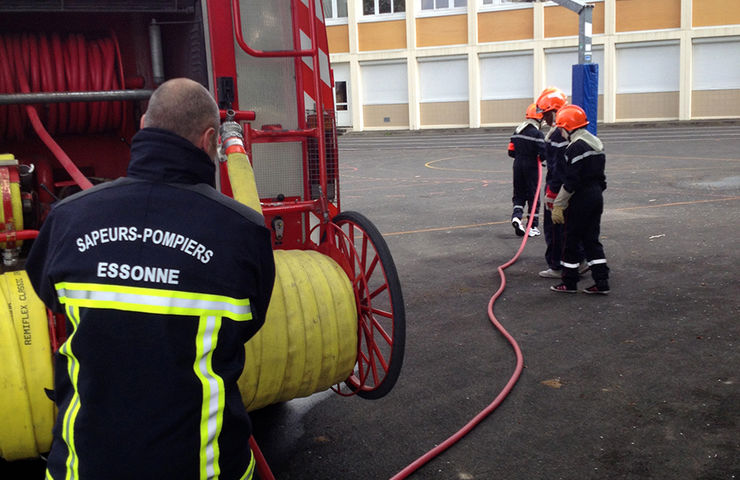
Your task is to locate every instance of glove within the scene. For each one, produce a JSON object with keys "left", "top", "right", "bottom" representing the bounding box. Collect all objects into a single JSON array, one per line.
[
  {"left": 551, "top": 205, "right": 565, "bottom": 224},
  {"left": 545, "top": 185, "right": 557, "bottom": 211},
  {"left": 507, "top": 141, "right": 515, "bottom": 158}
]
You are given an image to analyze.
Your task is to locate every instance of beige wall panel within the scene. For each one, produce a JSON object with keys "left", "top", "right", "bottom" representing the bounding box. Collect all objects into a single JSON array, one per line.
[
  {"left": 420, "top": 101, "right": 470, "bottom": 126},
  {"left": 691, "top": 89, "right": 740, "bottom": 117},
  {"left": 616, "top": 0, "right": 680, "bottom": 32},
  {"left": 327, "top": 25, "right": 349, "bottom": 53},
  {"left": 481, "top": 98, "right": 531, "bottom": 124},
  {"left": 478, "top": 9, "right": 534, "bottom": 43},
  {"left": 693, "top": 0, "right": 740, "bottom": 27},
  {"left": 358, "top": 20, "right": 406, "bottom": 51},
  {"left": 363, "top": 104, "right": 410, "bottom": 128},
  {"left": 417, "top": 15, "right": 468, "bottom": 48},
  {"left": 544, "top": 2, "right": 605, "bottom": 38},
  {"left": 616, "top": 92, "right": 679, "bottom": 119}
]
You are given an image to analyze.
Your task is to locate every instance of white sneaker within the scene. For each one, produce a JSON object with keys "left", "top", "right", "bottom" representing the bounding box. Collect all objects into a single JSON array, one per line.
[
  {"left": 511, "top": 218, "right": 525, "bottom": 237},
  {"left": 528, "top": 226, "right": 541, "bottom": 237},
  {"left": 538, "top": 268, "right": 562, "bottom": 279}
]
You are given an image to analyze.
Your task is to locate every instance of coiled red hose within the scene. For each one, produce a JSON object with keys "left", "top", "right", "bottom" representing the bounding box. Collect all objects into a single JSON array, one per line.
[
  {"left": 390, "top": 162, "right": 543, "bottom": 479},
  {"left": 0, "top": 32, "right": 127, "bottom": 189}
]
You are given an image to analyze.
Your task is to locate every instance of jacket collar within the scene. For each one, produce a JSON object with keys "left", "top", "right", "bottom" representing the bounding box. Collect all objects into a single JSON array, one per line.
[{"left": 127, "top": 128, "right": 216, "bottom": 187}]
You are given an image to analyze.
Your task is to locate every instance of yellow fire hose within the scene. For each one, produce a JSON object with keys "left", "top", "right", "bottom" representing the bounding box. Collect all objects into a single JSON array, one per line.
[
  {"left": 0, "top": 149, "right": 358, "bottom": 461},
  {"left": 0, "top": 271, "right": 55, "bottom": 460}
]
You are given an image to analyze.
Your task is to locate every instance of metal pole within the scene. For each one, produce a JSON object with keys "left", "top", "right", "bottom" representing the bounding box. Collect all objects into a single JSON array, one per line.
[
  {"left": 0, "top": 90, "right": 154, "bottom": 105},
  {"left": 578, "top": 4, "right": 594, "bottom": 64}
]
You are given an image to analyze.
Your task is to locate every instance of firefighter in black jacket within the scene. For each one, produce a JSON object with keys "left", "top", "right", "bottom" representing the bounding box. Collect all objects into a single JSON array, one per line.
[
  {"left": 550, "top": 104, "right": 610, "bottom": 294},
  {"left": 26, "top": 78, "right": 275, "bottom": 479},
  {"left": 536, "top": 87, "right": 570, "bottom": 276},
  {"left": 508, "top": 103, "right": 545, "bottom": 237}
]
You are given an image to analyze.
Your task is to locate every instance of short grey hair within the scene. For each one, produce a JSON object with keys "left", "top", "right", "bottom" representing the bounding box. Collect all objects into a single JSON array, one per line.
[{"left": 142, "top": 78, "right": 219, "bottom": 144}]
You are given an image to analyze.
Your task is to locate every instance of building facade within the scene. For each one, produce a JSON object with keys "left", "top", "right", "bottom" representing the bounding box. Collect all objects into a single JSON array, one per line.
[{"left": 323, "top": 0, "right": 740, "bottom": 130}]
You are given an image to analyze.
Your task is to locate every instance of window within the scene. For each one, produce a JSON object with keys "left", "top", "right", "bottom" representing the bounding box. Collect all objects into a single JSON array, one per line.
[
  {"left": 421, "top": 0, "right": 467, "bottom": 10},
  {"left": 693, "top": 38, "right": 740, "bottom": 91},
  {"left": 335, "top": 81, "right": 348, "bottom": 110},
  {"left": 361, "top": 61, "right": 408, "bottom": 105},
  {"left": 616, "top": 42, "right": 679, "bottom": 94},
  {"left": 481, "top": 0, "right": 505, "bottom": 5},
  {"left": 480, "top": 52, "right": 533, "bottom": 100},
  {"left": 324, "top": 0, "right": 348, "bottom": 19},
  {"left": 363, "top": 0, "right": 405, "bottom": 16},
  {"left": 419, "top": 57, "right": 468, "bottom": 102}
]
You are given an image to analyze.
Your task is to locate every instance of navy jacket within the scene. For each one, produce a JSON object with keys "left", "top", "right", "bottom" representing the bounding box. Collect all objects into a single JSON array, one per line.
[
  {"left": 26, "top": 128, "right": 275, "bottom": 480},
  {"left": 561, "top": 128, "right": 607, "bottom": 196},
  {"left": 508, "top": 119, "right": 545, "bottom": 166},
  {"left": 544, "top": 127, "right": 569, "bottom": 192}
]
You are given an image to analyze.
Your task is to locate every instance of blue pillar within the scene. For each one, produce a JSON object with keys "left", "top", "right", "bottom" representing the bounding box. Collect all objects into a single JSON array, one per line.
[{"left": 571, "top": 63, "right": 599, "bottom": 135}]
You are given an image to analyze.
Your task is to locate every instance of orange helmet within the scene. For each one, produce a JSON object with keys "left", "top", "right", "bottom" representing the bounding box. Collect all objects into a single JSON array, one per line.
[
  {"left": 536, "top": 87, "right": 567, "bottom": 113},
  {"left": 525, "top": 103, "right": 543, "bottom": 120},
  {"left": 555, "top": 104, "right": 589, "bottom": 132}
]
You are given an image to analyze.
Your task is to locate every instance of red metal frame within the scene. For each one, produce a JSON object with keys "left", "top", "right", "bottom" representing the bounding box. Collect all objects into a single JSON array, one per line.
[{"left": 207, "top": 0, "right": 339, "bottom": 252}]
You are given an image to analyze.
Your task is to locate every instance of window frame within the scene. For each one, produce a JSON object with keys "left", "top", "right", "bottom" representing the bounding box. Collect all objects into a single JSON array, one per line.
[
  {"left": 324, "top": 0, "right": 349, "bottom": 25},
  {"left": 362, "top": 0, "right": 406, "bottom": 17}
]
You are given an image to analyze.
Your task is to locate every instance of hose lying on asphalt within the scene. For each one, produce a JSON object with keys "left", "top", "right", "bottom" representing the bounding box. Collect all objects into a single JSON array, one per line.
[{"left": 390, "top": 161, "right": 543, "bottom": 480}]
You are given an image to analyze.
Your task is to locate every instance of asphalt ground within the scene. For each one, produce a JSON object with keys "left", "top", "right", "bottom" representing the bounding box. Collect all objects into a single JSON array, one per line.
[
  {"left": 2, "top": 122, "right": 738, "bottom": 479},
  {"left": 249, "top": 123, "right": 739, "bottom": 480}
]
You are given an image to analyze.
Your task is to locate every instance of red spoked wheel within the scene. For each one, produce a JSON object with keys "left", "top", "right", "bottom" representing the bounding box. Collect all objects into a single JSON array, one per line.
[{"left": 329, "top": 211, "right": 405, "bottom": 399}]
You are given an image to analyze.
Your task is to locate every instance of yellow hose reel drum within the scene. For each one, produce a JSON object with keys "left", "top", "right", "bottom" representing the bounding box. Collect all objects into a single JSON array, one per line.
[{"left": 227, "top": 146, "right": 406, "bottom": 404}]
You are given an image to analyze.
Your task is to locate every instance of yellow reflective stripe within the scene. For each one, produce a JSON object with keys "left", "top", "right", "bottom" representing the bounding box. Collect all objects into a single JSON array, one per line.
[
  {"left": 55, "top": 282, "right": 252, "bottom": 321},
  {"left": 59, "top": 305, "right": 82, "bottom": 480},
  {"left": 45, "top": 469, "right": 54, "bottom": 480},
  {"left": 194, "top": 315, "right": 226, "bottom": 480},
  {"left": 240, "top": 450, "right": 256, "bottom": 480}
]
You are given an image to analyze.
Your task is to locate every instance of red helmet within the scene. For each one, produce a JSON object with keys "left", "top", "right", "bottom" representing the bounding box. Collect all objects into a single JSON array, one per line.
[
  {"left": 555, "top": 104, "right": 588, "bottom": 131},
  {"left": 536, "top": 87, "right": 567, "bottom": 113},
  {"left": 525, "top": 103, "right": 543, "bottom": 120}
]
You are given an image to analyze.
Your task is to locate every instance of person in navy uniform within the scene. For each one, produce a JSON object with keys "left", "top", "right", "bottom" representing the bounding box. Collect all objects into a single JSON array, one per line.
[
  {"left": 26, "top": 78, "right": 275, "bottom": 479},
  {"left": 549, "top": 104, "right": 610, "bottom": 294},
  {"left": 508, "top": 103, "right": 545, "bottom": 237}
]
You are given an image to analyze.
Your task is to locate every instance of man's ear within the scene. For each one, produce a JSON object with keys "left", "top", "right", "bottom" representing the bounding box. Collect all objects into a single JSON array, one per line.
[
  {"left": 140, "top": 114, "right": 146, "bottom": 129},
  {"left": 198, "top": 127, "right": 216, "bottom": 150}
]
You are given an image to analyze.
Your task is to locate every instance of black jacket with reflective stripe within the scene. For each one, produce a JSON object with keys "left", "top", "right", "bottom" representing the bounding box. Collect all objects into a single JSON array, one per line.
[
  {"left": 26, "top": 128, "right": 275, "bottom": 480},
  {"left": 508, "top": 120, "right": 545, "bottom": 166},
  {"left": 562, "top": 132, "right": 607, "bottom": 195},
  {"left": 544, "top": 127, "right": 569, "bottom": 192}
]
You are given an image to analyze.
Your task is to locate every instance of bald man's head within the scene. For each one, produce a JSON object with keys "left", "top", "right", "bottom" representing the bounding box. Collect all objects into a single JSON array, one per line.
[{"left": 142, "top": 78, "right": 219, "bottom": 147}]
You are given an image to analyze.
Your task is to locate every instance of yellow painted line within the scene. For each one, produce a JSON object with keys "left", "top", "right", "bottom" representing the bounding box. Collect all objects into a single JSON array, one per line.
[{"left": 383, "top": 195, "right": 740, "bottom": 237}]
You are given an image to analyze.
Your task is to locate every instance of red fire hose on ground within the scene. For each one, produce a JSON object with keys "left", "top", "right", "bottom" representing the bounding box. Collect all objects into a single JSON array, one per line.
[{"left": 389, "top": 161, "right": 543, "bottom": 480}]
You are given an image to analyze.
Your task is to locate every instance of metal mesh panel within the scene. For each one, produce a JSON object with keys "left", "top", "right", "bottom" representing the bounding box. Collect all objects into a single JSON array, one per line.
[
  {"left": 234, "top": 0, "right": 298, "bottom": 129},
  {"left": 252, "top": 142, "right": 304, "bottom": 199},
  {"left": 306, "top": 111, "right": 338, "bottom": 201}
]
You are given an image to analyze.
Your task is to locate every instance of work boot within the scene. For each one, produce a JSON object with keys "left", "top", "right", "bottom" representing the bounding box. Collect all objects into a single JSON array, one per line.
[
  {"left": 511, "top": 217, "right": 525, "bottom": 237},
  {"left": 550, "top": 283, "right": 577, "bottom": 293}
]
